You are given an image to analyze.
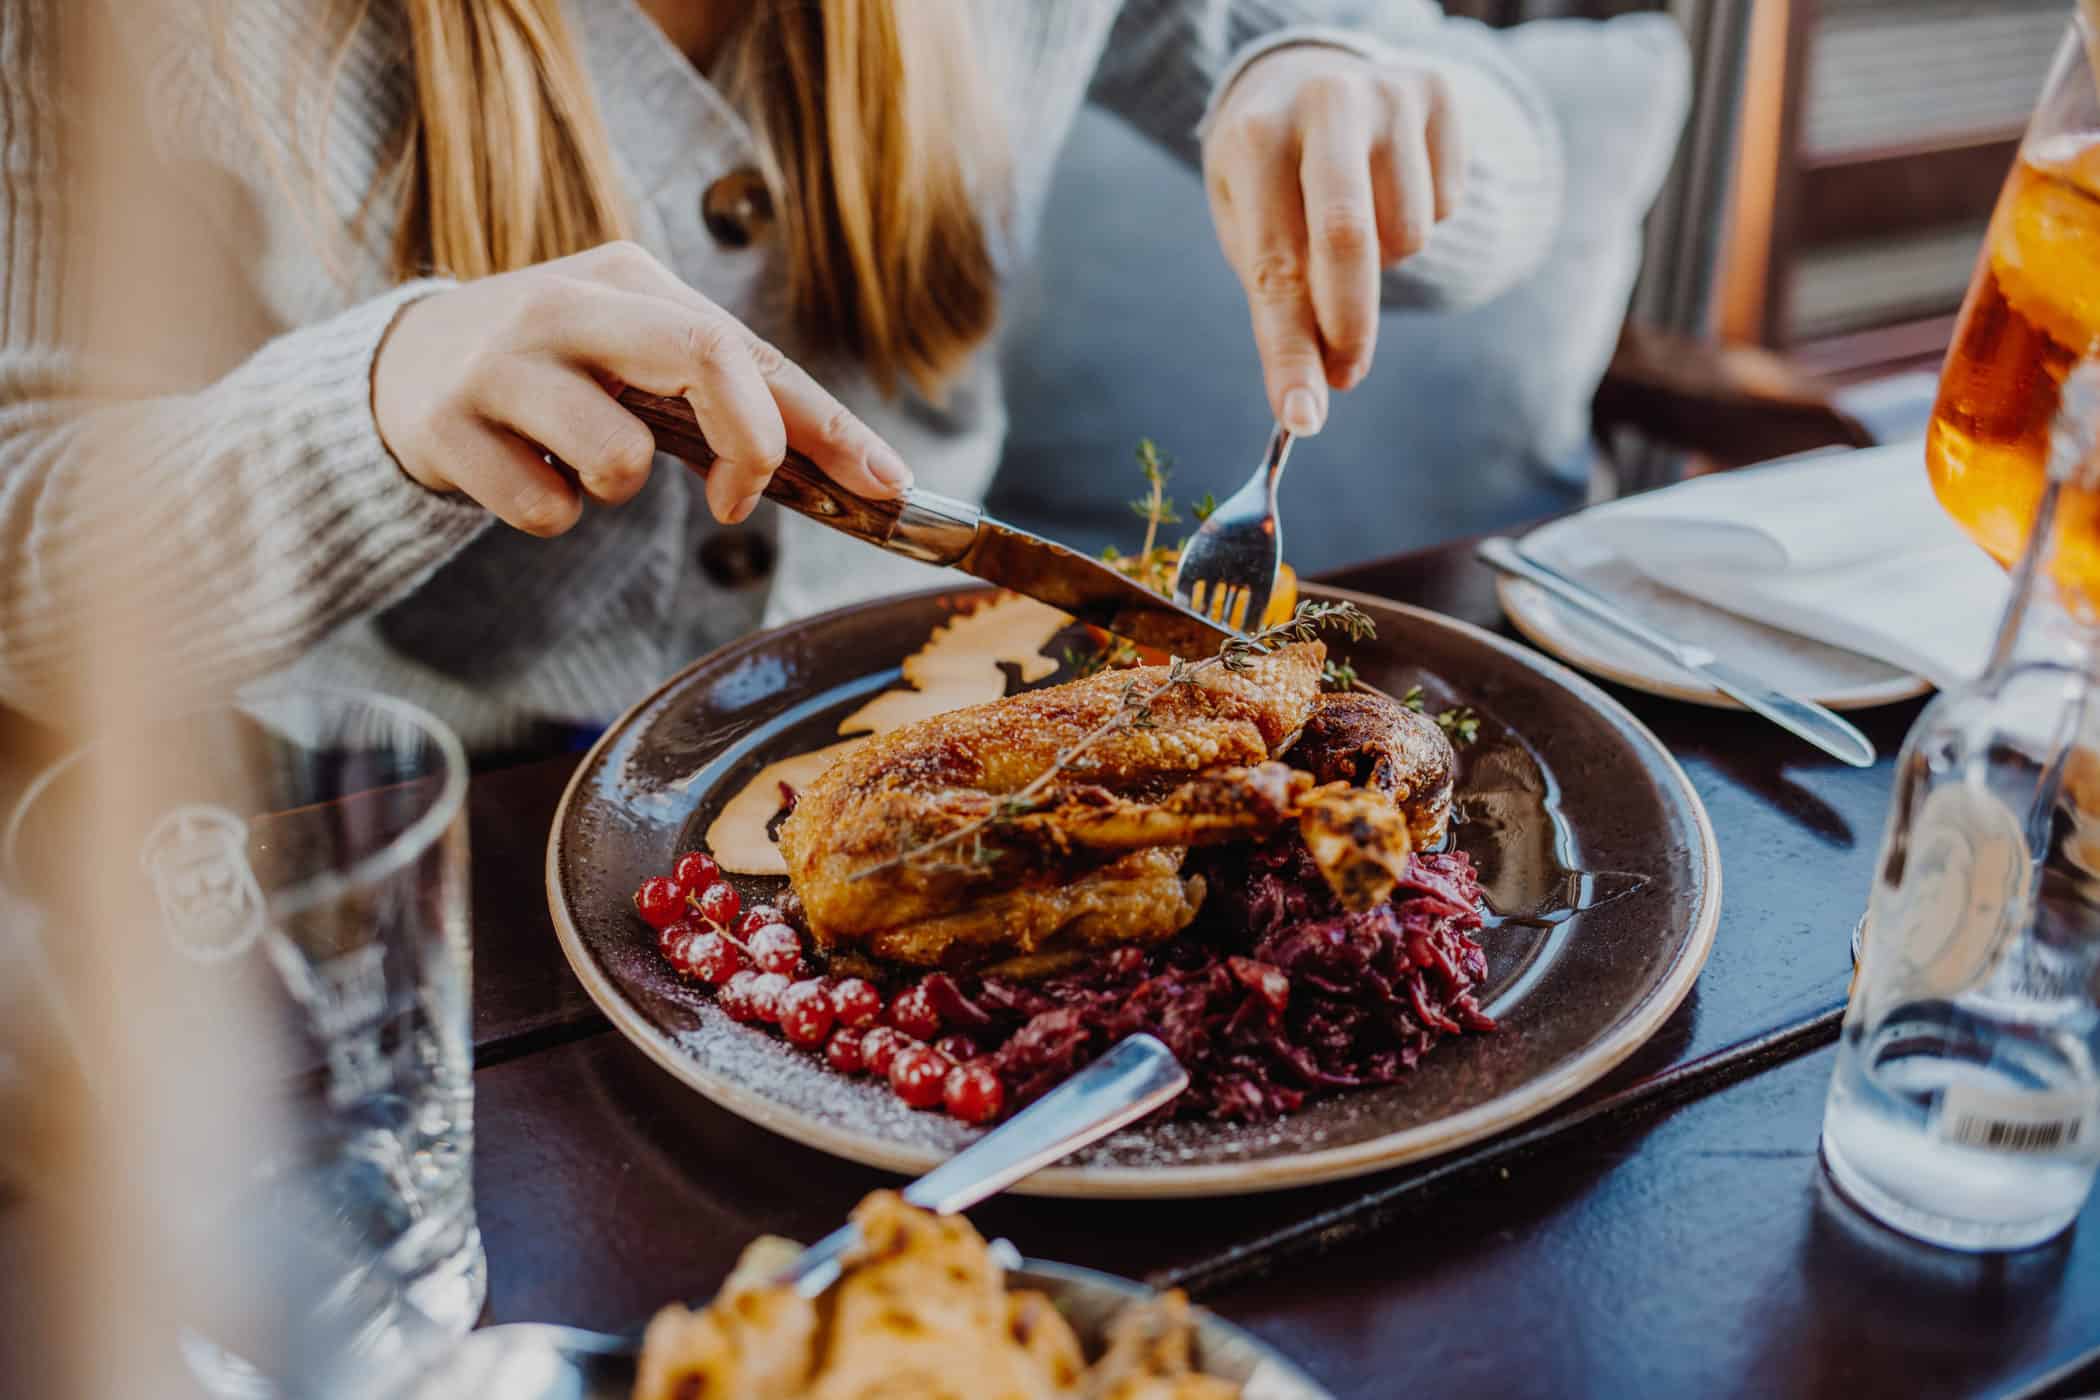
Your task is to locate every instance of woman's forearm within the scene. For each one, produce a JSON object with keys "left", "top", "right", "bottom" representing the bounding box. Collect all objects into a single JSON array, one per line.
[
  {"left": 0, "top": 286, "right": 491, "bottom": 727},
  {"left": 0, "top": 1, "right": 494, "bottom": 728}
]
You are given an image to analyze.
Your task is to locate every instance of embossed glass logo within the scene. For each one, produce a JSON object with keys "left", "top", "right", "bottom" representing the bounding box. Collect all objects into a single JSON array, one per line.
[{"left": 139, "top": 805, "right": 267, "bottom": 964}]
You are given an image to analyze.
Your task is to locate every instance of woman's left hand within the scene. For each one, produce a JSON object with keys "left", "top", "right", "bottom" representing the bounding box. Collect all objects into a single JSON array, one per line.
[{"left": 1203, "top": 46, "right": 1463, "bottom": 437}]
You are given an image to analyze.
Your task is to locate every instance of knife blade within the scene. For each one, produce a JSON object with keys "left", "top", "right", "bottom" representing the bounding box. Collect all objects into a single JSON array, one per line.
[
  {"left": 1476, "top": 536, "right": 1877, "bottom": 768},
  {"left": 620, "top": 389, "right": 1238, "bottom": 655}
]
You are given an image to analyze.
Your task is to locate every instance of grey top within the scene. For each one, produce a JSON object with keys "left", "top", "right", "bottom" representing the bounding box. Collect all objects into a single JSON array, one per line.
[{"left": 0, "top": 0, "right": 1560, "bottom": 747}]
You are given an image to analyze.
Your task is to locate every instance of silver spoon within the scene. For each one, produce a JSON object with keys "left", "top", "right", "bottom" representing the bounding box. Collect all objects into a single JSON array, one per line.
[{"left": 367, "top": 1034, "right": 1188, "bottom": 1400}]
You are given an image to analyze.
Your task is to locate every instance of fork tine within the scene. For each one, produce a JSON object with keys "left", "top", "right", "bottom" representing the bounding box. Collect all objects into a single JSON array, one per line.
[
  {"left": 1239, "top": 579, "right": 1269, "bottom": 631},
  {"left": 1166, "top": 423, "right": 1294, "bottom": 640}
]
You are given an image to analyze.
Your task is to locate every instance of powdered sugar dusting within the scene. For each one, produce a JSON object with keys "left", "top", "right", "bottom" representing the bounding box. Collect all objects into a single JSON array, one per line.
[{"left": 651, "top": 974, "right": 1474, "bottom": 1171}]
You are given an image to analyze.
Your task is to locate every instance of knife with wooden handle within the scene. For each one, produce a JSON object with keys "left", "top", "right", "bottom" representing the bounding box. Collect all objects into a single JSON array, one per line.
[{"left": 618, "top": 387, "right": 1238, "bottom": 655}]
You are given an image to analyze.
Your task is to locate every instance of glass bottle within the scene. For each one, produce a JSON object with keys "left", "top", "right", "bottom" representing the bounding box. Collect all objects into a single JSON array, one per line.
[{"left": 1822, "top": 362, "right": 2100, "bottom": 1251}]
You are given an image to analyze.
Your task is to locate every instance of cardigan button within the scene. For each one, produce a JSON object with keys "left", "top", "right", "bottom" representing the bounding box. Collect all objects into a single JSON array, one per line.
[
  {"left": 702, "top": 167, "right": 773, "bottom": 248},
  {"left": 698, "top": 526, "right": 776, "bottom": 588}
]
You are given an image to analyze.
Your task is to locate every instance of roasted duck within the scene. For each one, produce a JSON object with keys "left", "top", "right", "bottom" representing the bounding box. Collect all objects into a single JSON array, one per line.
[
  {"left": 1287, "top": 690, "right": 1456, "bottom": 847},
  {"left": 779, "top": 641, "right": 1455, "bottom": 975}
]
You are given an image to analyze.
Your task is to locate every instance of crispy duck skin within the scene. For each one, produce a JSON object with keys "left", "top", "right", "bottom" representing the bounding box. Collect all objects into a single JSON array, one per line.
[
  {"left": 780, "top": 643, "right": 1435, "bottom": 973},
  {"left": 779, "top": 644, "right": 1326, "bottom": 969},
  {"left": 859, "top": 847, "right": 1206, "bottom": 976}
]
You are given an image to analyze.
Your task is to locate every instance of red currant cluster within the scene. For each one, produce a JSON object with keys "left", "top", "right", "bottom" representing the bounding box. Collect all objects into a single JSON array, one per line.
[{"left": 633, "top": 852, "right": 1006, "bottom": 1125}]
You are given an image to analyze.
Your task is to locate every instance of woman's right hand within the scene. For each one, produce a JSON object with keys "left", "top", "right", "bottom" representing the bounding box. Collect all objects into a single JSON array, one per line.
[{"left": 372, "top": 241, "right": 912, "bottom": 535}]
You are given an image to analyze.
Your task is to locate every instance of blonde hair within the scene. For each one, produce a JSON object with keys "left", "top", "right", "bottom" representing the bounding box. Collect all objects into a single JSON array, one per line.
[{"left": 313, "top": 1, "right": 1001, "bottom": 398}]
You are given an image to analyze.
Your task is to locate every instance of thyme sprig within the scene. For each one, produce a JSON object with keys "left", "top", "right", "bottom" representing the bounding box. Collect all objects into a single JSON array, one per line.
[
  {"left": 1127, "top": 439, "right": 1180, "bottom": 565},
  {"left": 850, "top": 600, "right": 1376, "bottom": 882},
  {"left": 1065, "top": 637, "right": 1140, "bottom": 679},
  {"left": 1399, "top": 684, "right": 1481, "bottom": 747},
  {"left": 1321, "top": 659, "right": 1359, "bottom": 691}
]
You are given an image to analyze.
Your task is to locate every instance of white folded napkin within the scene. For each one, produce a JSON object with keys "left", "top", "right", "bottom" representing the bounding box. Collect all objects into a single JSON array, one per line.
[{"left": 1580, "top": 439, "right": 2009, "bottom": 688}]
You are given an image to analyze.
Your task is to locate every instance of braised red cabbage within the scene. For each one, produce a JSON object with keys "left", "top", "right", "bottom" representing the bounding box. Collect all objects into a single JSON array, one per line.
[{"left": 923, "top": 840, "right": 1494, "bottom": 1121}]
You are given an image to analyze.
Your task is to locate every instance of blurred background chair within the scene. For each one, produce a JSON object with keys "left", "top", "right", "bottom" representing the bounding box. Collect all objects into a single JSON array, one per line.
[{"left": 990, "top": 0, "right": 2060, "bottom": 570}]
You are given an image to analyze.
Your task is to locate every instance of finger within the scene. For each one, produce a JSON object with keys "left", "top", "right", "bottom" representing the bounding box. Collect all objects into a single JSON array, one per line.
[
  {"left": 743, "top": 340, "right": 913, "bottom": 499},
  {"left": 1204, "top": 151, "right": 1247, "bottom": 276},
  {"left": 1299, "top": 114, "right": 1380, "bottom": 390},
  {"left": 442, "top": 418, "right": 584, "bottom": 537},
  {"left": 526, "top": 281, "right": 786, "bottom": 523},
  {"left": 680, "top": 327, "right": 789, "bottom": 525},
  {"left": 1422, "top": 74, "right": 1464, "bottom": 222},
  {"left": 1369, "top": 147, "right": 1408, "bottom": 267},
  {"left": 1216, "top": 142, "right": 1327, "bottom": 436},
  {"left": 569, "top": 247, "right": 909, "bottom": 496},
  {"left": 485, "top": 364, "right": 657, "bottom": 507},
  {"left": 1378, "top": 100, "right": 1437, "bottom": 264}
]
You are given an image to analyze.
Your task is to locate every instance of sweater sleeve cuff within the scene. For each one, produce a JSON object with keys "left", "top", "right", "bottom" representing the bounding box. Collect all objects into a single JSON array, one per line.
[
  {"left": 268, "top": 276, "right": 490, "bottom": 547},
  {"left": 1197, "top": 26, "right": 1392, "bottom": 140}
]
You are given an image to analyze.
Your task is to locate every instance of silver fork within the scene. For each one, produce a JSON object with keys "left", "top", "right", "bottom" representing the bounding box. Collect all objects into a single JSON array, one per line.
[{"left": 1170, "top": 423, "right": 1294, "bottom": 632}]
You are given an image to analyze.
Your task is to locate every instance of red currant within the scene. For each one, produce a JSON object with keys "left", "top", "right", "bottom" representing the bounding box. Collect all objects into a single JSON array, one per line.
[
  {"left": 634, "top": 876, "right": 686, "bottom": 929},
  {"left": 747, "top": 971, "right": 790, "bottom": 1023},
  {"left": 719, "top": 971, "right": 764, "bottom": 1023},
  {"left": 657, "top": 918, "right": 703, "bottom": 971},
  {"left": 686, "top": 930, "right": 744, "bottom": 985},
  {"left": 747, "top": 924, "right": 805, "bottom": 977},
  {"left": 934, "top": 1033, "right": 978, "bottom": 1064},
  {"left": 860, "top": 1026, "right": 907, "bottom": 1078},
  {"left": 942, "top": 1062, "right": 1005, "bottom": 1125},
  {"left": 671, "top": 850, "right": 720, "bottom": 894},
  {"left": 824, "top": 1026, "right": 866, "bottom": 1074},
  {"left": 734, "top": 906, "right": 781, "bottom": 941},
  {"left": 889, "top": 1044, "right": 951, "bottom": 1110},
  {"left": 693, "top": 881, "right": 741, "bottom": 929},
  {"left": 888, "top": 982, "right": 942, "bottom": 1041},
  {"left": 778, "top": 979, "right": 836, "bottom": 1048},
  {"left": 830, "top": 978, "right": 883, "bottom": 1030}
]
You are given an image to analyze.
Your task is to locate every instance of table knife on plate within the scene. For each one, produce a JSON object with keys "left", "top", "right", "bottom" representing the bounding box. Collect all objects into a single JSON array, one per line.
[
  {"left": 1476, "top": 535, "right": 1877, "bottom": 768},
  {"left": 620, "top": 389, "right": 1236, "bottom": 656}
]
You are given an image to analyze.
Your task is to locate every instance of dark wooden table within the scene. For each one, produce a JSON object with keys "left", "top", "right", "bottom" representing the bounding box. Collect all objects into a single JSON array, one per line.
[{"left": 460, "top": 539, "right": 2100, "bottom": 1399}]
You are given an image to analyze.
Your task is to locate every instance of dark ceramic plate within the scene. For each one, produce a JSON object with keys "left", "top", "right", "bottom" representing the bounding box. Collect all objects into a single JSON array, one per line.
[{"left": 546, "top": 585, "right": 1719, "bottom": 1197}]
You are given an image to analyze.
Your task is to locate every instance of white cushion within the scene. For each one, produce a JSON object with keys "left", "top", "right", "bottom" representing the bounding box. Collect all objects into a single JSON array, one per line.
[{"left": 1493, "top": 13, "right": 1693, "bottom": 480}]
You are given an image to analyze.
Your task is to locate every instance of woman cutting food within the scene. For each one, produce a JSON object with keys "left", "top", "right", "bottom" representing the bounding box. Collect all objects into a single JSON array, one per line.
[{"left": 0, "top": 0, "right": 1559, "bottom": 752}]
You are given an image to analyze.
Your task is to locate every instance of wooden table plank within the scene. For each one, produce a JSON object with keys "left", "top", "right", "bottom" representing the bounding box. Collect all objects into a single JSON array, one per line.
[
  {"left": 467, "top": 1015, "right": 1836, "bottom": 1327},
  {"left": 1207, "top": 1044, "right": 2100, "bottom": 1400},
  {"left": 470, "top": 1031, "right": 2100, "bottom": 1398},
  {"left": 468, "top": 755, "right": 604, "bottom": 1060},
  {"left": 471, "top": 1028, "right": 1273, "bottom": 1330}
]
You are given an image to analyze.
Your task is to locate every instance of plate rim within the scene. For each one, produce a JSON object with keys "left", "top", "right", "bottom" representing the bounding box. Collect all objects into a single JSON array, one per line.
[
  {"left": 1496, "top": 519, "right": 1932, "bottom": 712},
  {"left": 544, "top": 582, "right": 1722, "bottom": 1198},
  {"left": 1015, "top": 1258, "right": 1336, "bottom": 1397}
]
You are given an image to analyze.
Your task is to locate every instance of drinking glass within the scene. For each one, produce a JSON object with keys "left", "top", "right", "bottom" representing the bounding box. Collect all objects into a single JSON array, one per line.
[
  {"left": 1929, "top": 14, "right": 2100, "bottom": 608},
  {"left": 4, "top": 688, "right": 481, "bottom": 1388}
]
